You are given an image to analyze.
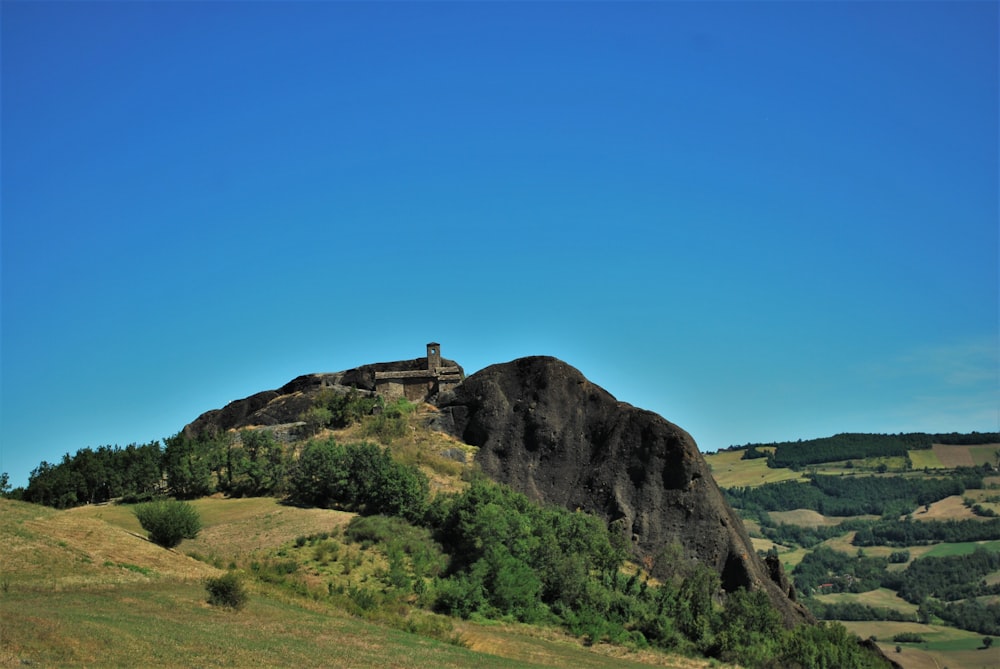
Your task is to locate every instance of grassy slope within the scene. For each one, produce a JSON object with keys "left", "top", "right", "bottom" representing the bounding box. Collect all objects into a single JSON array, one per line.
[{"left": 0, "top": 497, "right": 711, "bottom": 669}]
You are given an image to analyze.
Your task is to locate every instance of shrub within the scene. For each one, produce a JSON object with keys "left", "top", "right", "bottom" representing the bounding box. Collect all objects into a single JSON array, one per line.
[
  {"left": 133, "top": 500, "right": 201, "bottom": 548},
  {"left": 205, "top": 572, "right": 248, "bottom": 610}
]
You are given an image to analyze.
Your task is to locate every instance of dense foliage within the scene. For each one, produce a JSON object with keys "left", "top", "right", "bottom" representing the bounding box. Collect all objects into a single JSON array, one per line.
[
  {"left": 725, "top": 471, "right": 982, "bottom": 517},
  {"left": 759, "top": 520, "right": 869, "bottom": 549},
  {"left": 852, "top": 518, "right": 1000, "bottom": 547},
  {"left": 22, "top": 442, "right": 163, "bottom": 508},
  {"left": 133, "top": 500, "right": 202, "bottom": 548},
  {"left": 288, "top": 438, "right": 429, "bottom": 521},
  {"left": 413, "top": 478, "right": 888, "bottom": 668},
  {"left": 881, "top": 548, "right": 1000, "bottom": 604},
  {"left": 734, "top": 432, "right": 1000, "bottom": 469},
  {"left": 792, "top": 547, "right": 888, "bottom": 595}
]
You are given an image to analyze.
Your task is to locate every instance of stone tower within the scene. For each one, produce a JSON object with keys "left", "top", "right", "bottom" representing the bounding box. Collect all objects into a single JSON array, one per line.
[{"left": 427, "top": 342, "right": 441, "bottom": 370}]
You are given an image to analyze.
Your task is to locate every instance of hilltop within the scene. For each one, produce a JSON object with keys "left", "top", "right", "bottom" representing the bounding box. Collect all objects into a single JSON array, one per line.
[{"left": 7, "top": 346, "right": 905, "bottom": 668}]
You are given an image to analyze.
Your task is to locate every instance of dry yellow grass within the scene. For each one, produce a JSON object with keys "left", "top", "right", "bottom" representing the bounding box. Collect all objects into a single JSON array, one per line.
[
  {"left": 69, "top": 497, "right": 356, "bottom": 560},
  {"left": 912, "top": 495, "right": 978, "bottom": 522},
  {"left": 931, "top": 444, "right": 976, "bottom": 468},
  {"left": 457, "top": 621, "right": 715, "bottom": 669},
  {"left": 814, "top": 588, "right": 918, "bottom": 616},
  {"left": 3, "top": 499, "right": 219, "bottom": 588}
]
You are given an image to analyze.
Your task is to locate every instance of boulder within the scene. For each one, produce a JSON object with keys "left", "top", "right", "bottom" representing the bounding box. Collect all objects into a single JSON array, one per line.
[{"left": 435, "top": 356, "right": 813, "bottom": 627}]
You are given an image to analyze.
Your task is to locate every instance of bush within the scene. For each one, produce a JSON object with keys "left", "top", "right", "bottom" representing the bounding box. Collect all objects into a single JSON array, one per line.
[
  {"left": 205, "top": 572, "right": 248, "bottom": 610},
  {"left": 133, "top": 500, "right": 201, "bottom": 548}
]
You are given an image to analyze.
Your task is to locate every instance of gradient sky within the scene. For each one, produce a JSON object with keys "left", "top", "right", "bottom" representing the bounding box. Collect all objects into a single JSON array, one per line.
[{"left": 2, "top": 1, "right": 997, "bottom": 488}]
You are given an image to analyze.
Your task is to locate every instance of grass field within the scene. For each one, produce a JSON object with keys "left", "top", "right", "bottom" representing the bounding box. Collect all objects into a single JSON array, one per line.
[
  {"left": 920, "top": 539, "right": 1000, "bottom": 558},
  {"left": 0, "top": 498, "right": 712, "bottom": 669},
  {"left": 813, "top": 588, "right": 919, "bottom": 616},
  {"left": 703, "top": 449, "right": 806, "bottom": 488},
  {"left": 907, "top": 449, "right": 944, "bottom": 470},
  {"left": 914, "top": 494, "right": 980, "bottom": 522},
  {"left": 838, "top": 621, "right": 996, "bottom": 669}
]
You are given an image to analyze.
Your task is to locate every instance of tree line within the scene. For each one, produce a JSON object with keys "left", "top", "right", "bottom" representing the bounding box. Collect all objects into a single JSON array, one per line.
[
  {"left": 732, "top": 432, "right": 999, "bottom": 469},
  {"left": 18, "top": 442, "right": 163, "bottom": 508},
  {"left": 13, "top": 394, "right": 420, "bottom": 507},
  {"left": 852, "top": 518, "right": 1000, "bottom": 547},
  {"left": 725, "top": 470, "right": 984, "bottom": 519}
]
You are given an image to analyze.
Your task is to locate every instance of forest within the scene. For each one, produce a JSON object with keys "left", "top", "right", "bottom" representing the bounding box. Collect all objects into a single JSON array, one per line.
[
  {"left": 733, "top": 432, "right": 1000, "bottom": 469},
  {"left": 724, "top": 470, "right": 984, "bottom": 518}
]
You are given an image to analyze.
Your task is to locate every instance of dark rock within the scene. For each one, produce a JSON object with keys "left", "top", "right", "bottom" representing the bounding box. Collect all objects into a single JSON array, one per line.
[
  {"left": 182, "top": 359, "right": 462, "bottom": 438},
  {"left": 434, "top": 356, "right": 813, "bottom": 627}
]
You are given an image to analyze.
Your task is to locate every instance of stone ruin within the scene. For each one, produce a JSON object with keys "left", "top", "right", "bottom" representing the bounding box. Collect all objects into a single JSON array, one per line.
[{"left": 374, "top": 342, "right": 463, "bottom": 403}]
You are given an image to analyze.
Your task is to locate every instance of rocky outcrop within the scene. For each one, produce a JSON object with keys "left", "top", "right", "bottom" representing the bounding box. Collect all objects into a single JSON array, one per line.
[
  {"left": 434, "top": 356, "right": 813, "bottom": 627},
  {"left": 183, "top": 357, "right": 462, "bottom": 438}
]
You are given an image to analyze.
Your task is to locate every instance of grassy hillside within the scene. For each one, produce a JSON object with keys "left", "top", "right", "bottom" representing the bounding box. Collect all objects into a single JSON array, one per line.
[{"left": 0, "top": 497, "right": 711, "bottom": 668}]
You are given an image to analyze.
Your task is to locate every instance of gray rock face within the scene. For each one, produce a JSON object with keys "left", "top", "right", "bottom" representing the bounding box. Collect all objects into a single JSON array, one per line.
[{"left": 435, "top": 356, "right": 813, "bottom": 627}]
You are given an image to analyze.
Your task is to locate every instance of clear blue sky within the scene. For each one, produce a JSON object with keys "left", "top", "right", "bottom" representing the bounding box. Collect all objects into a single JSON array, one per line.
[{"left": 2, "top": 1, "right": 997, "bottom": 488}]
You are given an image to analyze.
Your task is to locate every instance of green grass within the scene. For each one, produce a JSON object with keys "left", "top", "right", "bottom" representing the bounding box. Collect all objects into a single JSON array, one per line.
[
  {"left": 703, "top": 449, "right": 806, "bottom": 488},
  {"left": 908, "top": 449, "right": 944, "bottom": 470},
  {"left": 0, "top": 581, "right": 564, "bottom": 668},
  {"left": 920, "top": 539, "right": 1000, "bottom": 558}
]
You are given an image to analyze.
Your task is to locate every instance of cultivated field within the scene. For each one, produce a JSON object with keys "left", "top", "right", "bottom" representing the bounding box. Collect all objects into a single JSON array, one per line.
[{"left": 703, "top": 449, "right": 806, "bottom": 488}]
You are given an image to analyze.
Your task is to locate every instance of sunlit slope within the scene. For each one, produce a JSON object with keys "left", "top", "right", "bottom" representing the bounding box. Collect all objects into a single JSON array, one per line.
[{"left": 0, "top": 498, "right": 714, "bottom": 669}]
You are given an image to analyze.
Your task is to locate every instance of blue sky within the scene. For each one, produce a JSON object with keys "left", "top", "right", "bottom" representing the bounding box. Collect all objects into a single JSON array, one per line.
[{"left": 2, "top": 1, "right": 997, "bottom": 488}]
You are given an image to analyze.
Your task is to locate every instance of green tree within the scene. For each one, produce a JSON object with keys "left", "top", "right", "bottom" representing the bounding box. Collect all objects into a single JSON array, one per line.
[
  {"left": 133, "top": 500, "right": 201, "bottom": 548},
  {"left": 230, "top": 430, "right": 287, "bottom": 496},
  {"left": 673, "top": 564, "right": 720, "bottom": 651},
  {"left": 714, "top": 589, "right": 783, "bottom": 664},
  {"left": 288, "top": 439, "right": 428, "bottom": 520},
  {"left": 163, "top": 433, "right": 214, "bottom": 498}
]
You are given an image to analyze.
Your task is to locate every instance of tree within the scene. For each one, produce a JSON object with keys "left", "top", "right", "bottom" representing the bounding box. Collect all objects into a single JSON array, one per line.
[
  {"left": 0, "top": 472, "right": 9, "bottom": 497},
  {"left": 288, "top": 439, "right": 428, "bottom": 520},
  {"left": 133, "top": 500, "right": 201, "bottom": 548},
  {"left": 163, "top": 433, "right": 213, "bottom": 498},
  {"left": 984, "top": 636, "right": 994, "bottom": 649}
]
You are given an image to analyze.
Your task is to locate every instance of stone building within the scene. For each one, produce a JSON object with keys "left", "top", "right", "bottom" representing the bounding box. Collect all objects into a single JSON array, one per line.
[{"left": 374, "top": 342, "right": 463, "bottom": 402}]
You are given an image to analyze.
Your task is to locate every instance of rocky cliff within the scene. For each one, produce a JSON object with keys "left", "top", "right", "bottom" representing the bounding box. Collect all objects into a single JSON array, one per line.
[
  {"left": 433, "top": 356, "right": 812, "bottom": 627},
  {"left": 183, "top": 356, "right": 463, "bottom": 438}
]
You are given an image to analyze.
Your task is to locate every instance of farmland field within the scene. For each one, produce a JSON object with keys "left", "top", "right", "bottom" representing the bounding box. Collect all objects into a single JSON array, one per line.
[
  {"left": 839, "top": 621, "right": 994, "bottom": 669},
  {"left": 907, "top": 449, "right": 945, "bottom": 470},
  {"left": 814, "top": 588, "right": 919, "bottom": 616},
  {"left": 703, "top": 449, "right": 805, "bottom": 488}
]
